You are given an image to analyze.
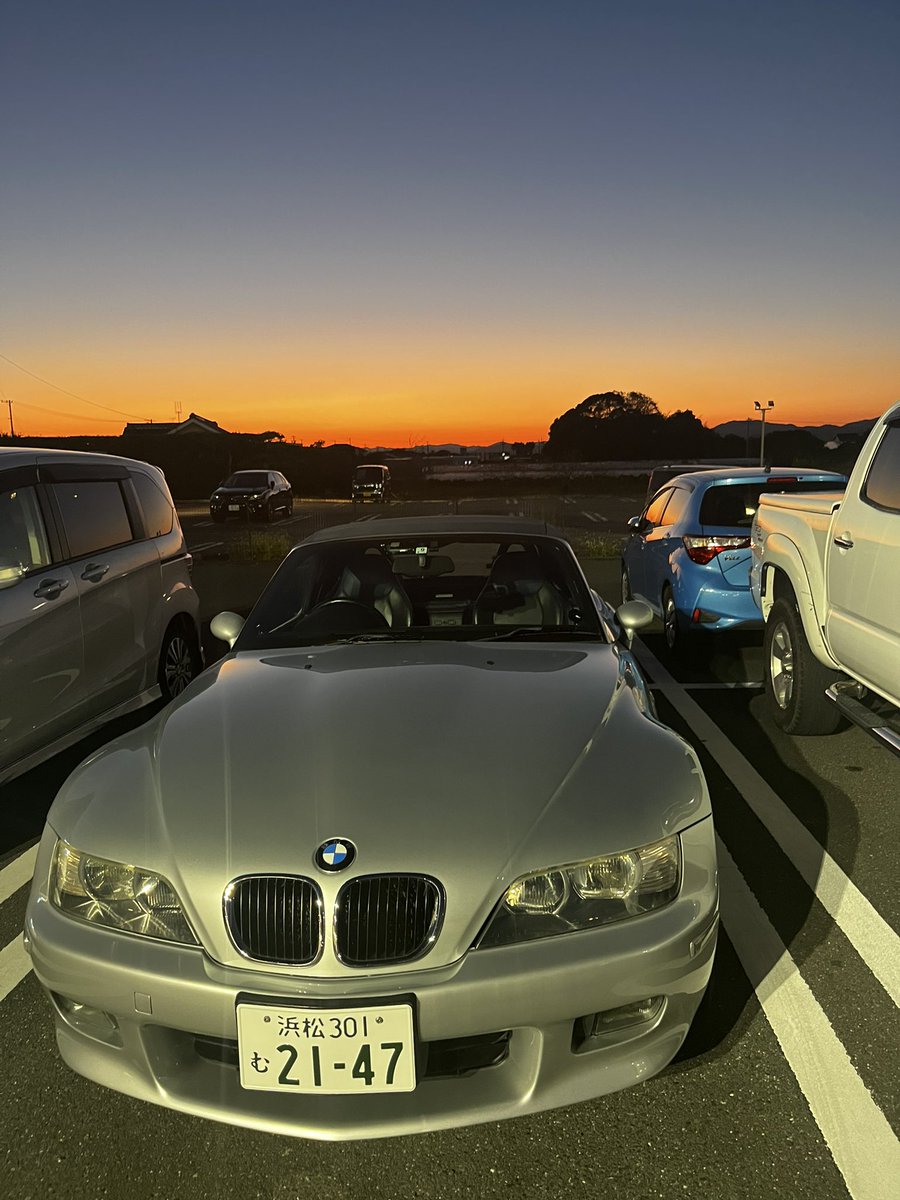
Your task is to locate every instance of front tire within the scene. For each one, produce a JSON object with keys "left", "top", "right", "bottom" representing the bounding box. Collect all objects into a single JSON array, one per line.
[
  {"left": 158, "top": 621, "right": 201, "bottom": 701},
  {"left": 764, "top": 598, "right": 842, "bottom": 734}
]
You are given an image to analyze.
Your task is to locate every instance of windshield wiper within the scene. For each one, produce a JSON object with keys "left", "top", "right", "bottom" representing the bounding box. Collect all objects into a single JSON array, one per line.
[
  {"left": 330, "top": 633, "right": 424, "bottom": 644},
  {"left": 475, "top": 627, "right": 598, "bottom": 641}
]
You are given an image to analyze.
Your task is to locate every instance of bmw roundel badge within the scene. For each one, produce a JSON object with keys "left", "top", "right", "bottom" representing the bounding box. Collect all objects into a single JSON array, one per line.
[{"left": 314, "top": 838, "right": 356, "bottom": 872}]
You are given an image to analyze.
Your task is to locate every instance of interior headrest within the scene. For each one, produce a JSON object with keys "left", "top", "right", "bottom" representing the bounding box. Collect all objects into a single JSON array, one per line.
[{"left": 487, "top": 552, "right": 544, "bottom": 591}]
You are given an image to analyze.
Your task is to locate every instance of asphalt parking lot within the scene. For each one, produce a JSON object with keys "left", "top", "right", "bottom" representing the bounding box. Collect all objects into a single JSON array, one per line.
[{"left": 1, "top": 496, "right": 897, "bottom": 1200}]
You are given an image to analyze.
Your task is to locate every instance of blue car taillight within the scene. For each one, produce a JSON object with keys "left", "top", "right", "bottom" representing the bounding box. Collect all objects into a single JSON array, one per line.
[{"left": 683, "top": 535, "right": 750, "bottom": 565}]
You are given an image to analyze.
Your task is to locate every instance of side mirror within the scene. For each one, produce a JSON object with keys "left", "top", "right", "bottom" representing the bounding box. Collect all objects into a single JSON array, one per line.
[
  {"left": 627, "top": 515, "right": 647, "bottom": 532},
  {"left": 0, "top": 564, "right": 24, "bottom": 591},
  {"left": 614, "top": 600, "right": 653, "bottom": 646},
  {"left": 210, "top": 611, "right": 245, "bottom": 648}
]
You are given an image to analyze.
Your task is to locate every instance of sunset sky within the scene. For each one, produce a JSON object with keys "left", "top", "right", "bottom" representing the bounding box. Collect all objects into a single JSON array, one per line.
[{"left": 3, "top": 1, "right": 898, "bottom": 446}]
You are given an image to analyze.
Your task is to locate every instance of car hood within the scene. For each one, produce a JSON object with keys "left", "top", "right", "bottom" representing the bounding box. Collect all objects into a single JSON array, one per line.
[{"left": 48, "top": 641, "right": 709, "bottom": 974}]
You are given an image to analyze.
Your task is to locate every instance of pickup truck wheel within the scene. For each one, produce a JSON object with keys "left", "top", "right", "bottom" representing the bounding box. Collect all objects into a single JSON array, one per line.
[{"left": 764, "top": 598, "right": 842, "bottom": 734}]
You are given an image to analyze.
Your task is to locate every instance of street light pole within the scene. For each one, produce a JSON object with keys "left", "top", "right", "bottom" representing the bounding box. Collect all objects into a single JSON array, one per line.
[{"left": 754, "top": 400, "right": 774, "bottom": 467}]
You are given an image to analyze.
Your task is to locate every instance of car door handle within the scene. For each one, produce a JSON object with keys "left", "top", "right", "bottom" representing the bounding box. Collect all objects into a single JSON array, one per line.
[
  {"left": 81, "top": 562, "right": 110, "bottom": 582},
  {"left": 34, "top": 578, "right": 69, "bottom": 600},
  {"left": 832, "top": 535, "right": 854, "bottom": 550}
]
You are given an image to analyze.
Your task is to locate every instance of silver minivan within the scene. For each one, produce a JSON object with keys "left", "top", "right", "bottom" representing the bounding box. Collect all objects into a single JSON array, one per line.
[{"left": 0, "top": 447, "right": 201, "bottom": 783}]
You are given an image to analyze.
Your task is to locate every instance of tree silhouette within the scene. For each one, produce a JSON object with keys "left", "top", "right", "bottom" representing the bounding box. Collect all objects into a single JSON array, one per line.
[{"left": 546, "top": 391, "right": 664, "bottom": 460}]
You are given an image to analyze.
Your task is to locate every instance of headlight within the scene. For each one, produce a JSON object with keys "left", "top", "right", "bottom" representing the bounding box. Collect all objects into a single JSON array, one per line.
[
  {"left": 50, "top": 841, "right": 198, "bottom": 945},
  {"left": 478, "top": 836, "right": 680, "bottom": 948}
]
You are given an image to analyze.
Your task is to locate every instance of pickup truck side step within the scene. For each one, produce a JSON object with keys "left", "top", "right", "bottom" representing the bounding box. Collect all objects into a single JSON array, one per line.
[{"left": 826, "top": 682, "right": 900, "bottom": 756}]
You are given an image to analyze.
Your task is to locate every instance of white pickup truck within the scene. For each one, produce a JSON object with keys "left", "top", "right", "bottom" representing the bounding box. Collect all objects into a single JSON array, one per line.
[{"left": 750, "top": 401, "right": 900, "bottom": 752}]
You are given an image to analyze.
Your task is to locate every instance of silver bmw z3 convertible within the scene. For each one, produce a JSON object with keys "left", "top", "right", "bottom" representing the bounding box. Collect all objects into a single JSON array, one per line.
[{"left": 25, "top": 516, "right": 718, "bottom": 1140}]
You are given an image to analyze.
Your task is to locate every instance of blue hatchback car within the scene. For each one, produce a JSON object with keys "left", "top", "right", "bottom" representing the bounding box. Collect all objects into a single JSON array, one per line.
[{"left": 621, "top": 467, "right": 847, "bottom": 653}]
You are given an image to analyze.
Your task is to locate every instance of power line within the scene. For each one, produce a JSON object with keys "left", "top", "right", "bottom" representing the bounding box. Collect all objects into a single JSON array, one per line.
[
  {"left": 12, "top": 399, "right": 123, "bottom": 424},
  {"left": 0, "top": 352, "right": 152, "bottom": 421}
]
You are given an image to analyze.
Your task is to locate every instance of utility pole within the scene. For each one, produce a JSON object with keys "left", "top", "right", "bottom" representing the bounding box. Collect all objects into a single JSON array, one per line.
[
  {"left": 5, "top": 398, "right": 14, "bottom": 438},
  {"left": 754, "top": 400, "right": 774, "bottom": 467}
]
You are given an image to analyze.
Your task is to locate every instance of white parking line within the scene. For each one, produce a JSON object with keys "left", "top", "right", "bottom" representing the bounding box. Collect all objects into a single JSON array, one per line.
[
  {"left": 634, "top": 640, "right": 900, "bottom": 1009},
  {"left": 650, "top": 682, "right": 764, "bottom": 690},
  {"left": 719, "top": 839, "right": 900, "bottom": 1200},
  {"left": 582, "top": 511, "right": 600, "bottom": 523},
  {"left": 0, "top": 935, "right": 31, "bottom": 1003},
  {"left": 0, "top": 844, "right": 38, "bottom": 906}
]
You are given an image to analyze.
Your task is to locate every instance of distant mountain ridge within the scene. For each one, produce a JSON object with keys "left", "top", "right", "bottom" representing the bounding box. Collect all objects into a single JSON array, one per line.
[
  {"left": 365, "top": 441, "right": 522, "bottom": 455},
  {"left": 712, "top": 419, "right": 877, "bottom": 442}
]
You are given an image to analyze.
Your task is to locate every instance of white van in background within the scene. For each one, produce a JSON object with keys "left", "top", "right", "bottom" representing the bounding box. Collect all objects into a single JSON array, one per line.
[{"left": 351, "top": 463, "right": 393, "bottom": 504}]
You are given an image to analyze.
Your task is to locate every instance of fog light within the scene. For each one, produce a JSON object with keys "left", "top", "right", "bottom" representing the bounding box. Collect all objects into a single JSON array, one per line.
[
  {"left": 573, "top": 996, "right": 664, "bottom": 1050},
  {"left": 53, "top": 994, "right": 122, "bottom": 1044}
]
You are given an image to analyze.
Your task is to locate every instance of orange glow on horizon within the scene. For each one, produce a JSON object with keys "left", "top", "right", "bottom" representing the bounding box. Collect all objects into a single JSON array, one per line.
[{"left": 2, "top": 343, "right": 896, "bottom": 447}]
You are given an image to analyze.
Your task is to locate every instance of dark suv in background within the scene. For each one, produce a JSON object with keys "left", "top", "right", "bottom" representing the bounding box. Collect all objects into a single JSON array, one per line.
[{"left": 209, "top": 470, "right": 293, "bottom": 522}]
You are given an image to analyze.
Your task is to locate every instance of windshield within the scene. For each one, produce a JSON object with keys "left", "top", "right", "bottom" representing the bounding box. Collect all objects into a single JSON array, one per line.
[
  {"left": 236, "top": 534, "right": 603, "bottom": 649},
  {"left": 222, "top": 472, "right": 269, "bottom": 489},
  {"left": 354, "top": 467, "right": 386, "bottom": 483}
]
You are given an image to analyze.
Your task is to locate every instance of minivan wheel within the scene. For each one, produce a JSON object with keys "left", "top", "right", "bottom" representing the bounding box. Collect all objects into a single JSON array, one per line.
[{"left": 159, "top": 623, "right": 201, "bottom": 701}]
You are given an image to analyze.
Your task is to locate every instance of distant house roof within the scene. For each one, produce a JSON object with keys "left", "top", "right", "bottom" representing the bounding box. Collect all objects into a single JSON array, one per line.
[{"left": 123, "top": 413, "right": 228, "bottom": 436}]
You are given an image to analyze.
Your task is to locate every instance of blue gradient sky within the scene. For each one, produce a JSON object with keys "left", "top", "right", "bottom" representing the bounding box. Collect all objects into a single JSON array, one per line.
[{"left": 3, "top": 0, "right": 898, "bottom": 444}]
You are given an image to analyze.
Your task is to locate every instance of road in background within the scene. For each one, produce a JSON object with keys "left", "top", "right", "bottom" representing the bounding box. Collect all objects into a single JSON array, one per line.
[
  {"left": 178, "top": 492, "right": 644, "bottom": 560},
  {"left": 1, "top": 499, "right": 897, "bottom": 1199}
]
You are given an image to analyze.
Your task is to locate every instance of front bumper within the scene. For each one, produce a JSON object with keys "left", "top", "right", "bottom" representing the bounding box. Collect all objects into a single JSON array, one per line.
[
  {"left": 25, "top": 820, "right": 717, "bottom": 1140},
  {"left": 210, "top": 497, "right": 269, "bottom": 519}
]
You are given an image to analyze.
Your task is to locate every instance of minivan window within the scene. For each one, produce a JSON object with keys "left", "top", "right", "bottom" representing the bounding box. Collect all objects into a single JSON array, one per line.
[
  {"left": 862, "top": 424, "right": 900, "bottom": 512},
  {"left": 52, "top": 480, "right": 134, "bottom": 558},
  {"left": 0, "top": 486, "right": 51, "bottom": 573},
  {"left": 132, "top": 471, "right": 174, "bottom": 537}
]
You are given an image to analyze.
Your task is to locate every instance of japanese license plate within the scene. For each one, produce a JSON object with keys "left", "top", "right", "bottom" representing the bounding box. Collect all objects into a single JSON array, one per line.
[
  {"left": 228, "top": 504, "right": 240, "bottom": 511},
  {"left": 236, "top": 1001, "right": 416, "bottom": 1093}
]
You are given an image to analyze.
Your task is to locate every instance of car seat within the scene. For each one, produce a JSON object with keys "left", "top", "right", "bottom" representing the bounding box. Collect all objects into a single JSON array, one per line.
[
  {"left": 336, "top": 554, "right": 414, "bottom": 629},
  {"left": 473, "top": 551, "right": 565, "bottom": 626}
]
